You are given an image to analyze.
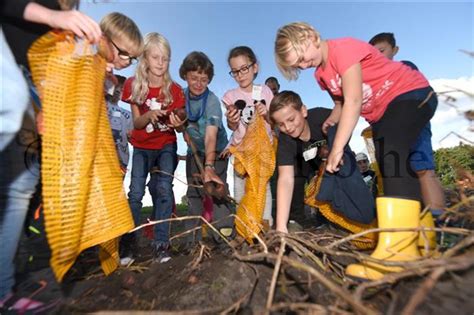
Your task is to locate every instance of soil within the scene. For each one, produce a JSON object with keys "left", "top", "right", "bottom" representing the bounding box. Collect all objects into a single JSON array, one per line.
[{"left": 13, "top": 191, "right": 474, "bottom": 314}]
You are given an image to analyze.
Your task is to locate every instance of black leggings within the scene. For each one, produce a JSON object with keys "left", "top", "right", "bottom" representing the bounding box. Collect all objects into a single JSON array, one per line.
[{"left": 372, "top": 96, "right": 435, "bottom": 202}]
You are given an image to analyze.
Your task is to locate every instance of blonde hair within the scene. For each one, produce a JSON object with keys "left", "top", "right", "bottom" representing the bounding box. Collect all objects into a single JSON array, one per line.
[
  {"left": 274, "top": 22, "right": 321, "bottom": 80},
  {"left": 131, "top": 32, "right": 174, "bottom": 106},
  {"left": 100, "top": 12, "right": 143, "bottom": 57}
]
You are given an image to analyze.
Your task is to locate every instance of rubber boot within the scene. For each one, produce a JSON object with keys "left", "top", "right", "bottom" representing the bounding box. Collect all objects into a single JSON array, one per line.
[
  {"left": 418, "top": 211, "right": 437, "bottom": 257},
  {"left": 345, "top": 197, "right": 422, "bottom": 280}
]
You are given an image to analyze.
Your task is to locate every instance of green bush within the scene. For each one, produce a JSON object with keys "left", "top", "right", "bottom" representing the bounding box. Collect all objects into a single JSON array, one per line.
[{"left": 434, "top": 144, "right": 474, "bottom": 187}]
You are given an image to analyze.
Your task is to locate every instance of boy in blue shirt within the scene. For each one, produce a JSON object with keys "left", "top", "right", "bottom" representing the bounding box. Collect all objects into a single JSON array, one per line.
[{"left": 369, "top": 32, "right": 445, "bottom": 218}]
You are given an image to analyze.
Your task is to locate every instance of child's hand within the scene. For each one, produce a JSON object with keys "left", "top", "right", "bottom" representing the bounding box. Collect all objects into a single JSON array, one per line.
[
  {"left": 147, "top": 110, "right": 165, "bottom": 125},
  {"left": 225, "top": 105, "right": 240, "bottom": 131},
  {"left": 322, "top": 117, "right": 337, "bottom": 135},
  {"left": 326, "top": 149, "right": 344, "bottom": 173},
  {"left": 204, "top": 167, "right": 224, "bottom": 185},
  {"left": 276, "top": 225, "right": 288, "bottom": 234},
  {"left": 255, "top": 101, "right": 267, "bottom": 116},
  {"left": 226, "top": 105, "right": 240, "bottom": 124},
  {"left": 219, "top": 149, "right": 232, "bottom": 159},
  {"left": 168, "top": 112, "right": 187, "bottom": 131}
]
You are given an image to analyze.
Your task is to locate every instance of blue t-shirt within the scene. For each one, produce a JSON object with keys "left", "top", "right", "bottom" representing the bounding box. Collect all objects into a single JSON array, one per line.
[{"left": 185, "top": 89, "right": 228, "bottom": 155}]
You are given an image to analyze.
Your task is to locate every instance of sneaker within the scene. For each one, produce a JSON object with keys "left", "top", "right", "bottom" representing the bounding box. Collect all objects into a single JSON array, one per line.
[
  {"left": 120, "top": 256, "right": 135, "bottom": 266},
  {"left": 153, "top": 244, "right": 171, "bottom": 264},
  {"left": 119, "top": 242, "right": 135, "bottom": 266}
]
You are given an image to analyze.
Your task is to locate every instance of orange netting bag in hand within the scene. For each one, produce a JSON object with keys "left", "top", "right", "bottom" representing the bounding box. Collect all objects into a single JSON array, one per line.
[
  {"left": 304, "top": 163, "right": 378, "bottom": 249},
  {"left": 28, "top": 31, "right": 134, "bottom": 281},
  {"left": 230, "top": 114, "right": 276, "bottom": 242}
]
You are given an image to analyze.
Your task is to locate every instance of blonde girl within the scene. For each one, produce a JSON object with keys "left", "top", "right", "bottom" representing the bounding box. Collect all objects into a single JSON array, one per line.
[{"left": 121, "top": 32, "right": 185, "bottom": 263}]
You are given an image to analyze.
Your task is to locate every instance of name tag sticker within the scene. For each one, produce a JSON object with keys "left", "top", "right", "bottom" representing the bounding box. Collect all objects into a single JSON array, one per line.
[
  {"left": 252, "top": 85, "right": 262, "bottom": 100},
  {"left": 303, "top": 147, "right": 317, "bottom": 161}
]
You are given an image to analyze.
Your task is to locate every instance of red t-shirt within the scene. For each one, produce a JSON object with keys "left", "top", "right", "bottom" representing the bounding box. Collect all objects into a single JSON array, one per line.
[
  {"left": 315, "top": 38, "right": 429, "bottom": 123},
  {"left": 122, "top": 77, "right": 185, "bottom": 149}
]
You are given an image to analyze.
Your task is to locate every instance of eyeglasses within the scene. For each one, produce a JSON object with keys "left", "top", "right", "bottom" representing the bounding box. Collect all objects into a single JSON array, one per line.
[
  {"left": 110, "top": 40, "right": 138, "bottom": 64},
  {"left": 188, "top": 75, "right": 209, "bottom": 85},
  {"left": 229, "top": 63, "right": 255, "bottom": 77}
]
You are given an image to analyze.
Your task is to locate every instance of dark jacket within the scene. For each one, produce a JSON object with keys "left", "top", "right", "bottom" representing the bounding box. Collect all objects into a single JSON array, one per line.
[
  {"left": 1, "top": 0, "right": 60, "bottom": 68},
  {"left": 316, "top": 125, "right": 376, "bottom": 224}
]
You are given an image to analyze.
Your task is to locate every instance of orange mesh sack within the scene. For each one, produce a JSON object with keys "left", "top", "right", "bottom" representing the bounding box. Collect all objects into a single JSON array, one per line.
[
  {"left": 304, "top": 163, "right": 377, "bottom": 249},
  {"left": 28, "top": 31, "right": 134, "bottom": 281},
  {"left": 230, "top": 115, "right": 275, "bottom": 242}
]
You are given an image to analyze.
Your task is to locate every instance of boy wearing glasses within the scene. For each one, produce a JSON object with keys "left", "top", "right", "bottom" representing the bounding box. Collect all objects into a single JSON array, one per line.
[{"left": 99, "top": 12, "right": 143, "bottom": 72}]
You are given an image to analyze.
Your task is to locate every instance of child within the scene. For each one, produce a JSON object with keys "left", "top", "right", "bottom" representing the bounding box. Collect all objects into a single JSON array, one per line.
[
  {"left": 1, "top": 0, "right": 101, "bottom": 310},
  {"left": 369, "top": 32, "right": 445, "bottom": 216},
  {"left": 106, "top": 75, "right": 133, "bottom": 173},
  {"left": 274, "top": 22, "right": 438, "bottom": 280},
  {"left": 355, "top": 152, "right": 378, "bottom": 198},
  {"left": 173, "top": 51, "right": 233, "bottom": 246},
  {"left": 223, "top": 46, "right": 274, "bottom": 230},
  {"left": 99, "top": 12, "right": 143, "bottom": 72},
  {"left": 121, "top": 32, "right": 185, "bottom": 264},
  {"left": 268, "top": 91, "right": 331, "bottom": 230},
  {"left": 265, "top": 76, "right": 280, "bottom": 96}
]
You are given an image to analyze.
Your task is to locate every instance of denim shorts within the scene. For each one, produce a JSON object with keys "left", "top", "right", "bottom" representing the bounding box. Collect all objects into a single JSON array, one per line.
[
  {"left": 410, "top": 122, "right": 435, "bottom": 171},
  {"left": 394, "top": 86, "right": 437, "bottom": 172}
]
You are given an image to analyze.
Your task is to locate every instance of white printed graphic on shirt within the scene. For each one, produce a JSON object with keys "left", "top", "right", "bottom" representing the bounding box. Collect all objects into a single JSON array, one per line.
[
  {"left": 241, "top": 105, "right": 255, "bottom": 125},
  {"left": 328, "top": 74, "right": 342, "bottom": 94},
  {"left": 375, "top": 80, "right": 394, "bottom": 99},
  {"left": 361, "top": 83, "right": 374, "bottom": 110},
  {"left": 145, "top": 98, "right": 169, "bottom": 132}
]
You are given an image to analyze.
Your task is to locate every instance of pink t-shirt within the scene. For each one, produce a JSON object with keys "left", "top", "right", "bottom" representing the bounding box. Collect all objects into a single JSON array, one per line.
[
  {"left": 315, "top": 38, "right": 429, "bottom": 123},
  {"left": 222, "top": 84, "right": 274, "bottom": 146}
]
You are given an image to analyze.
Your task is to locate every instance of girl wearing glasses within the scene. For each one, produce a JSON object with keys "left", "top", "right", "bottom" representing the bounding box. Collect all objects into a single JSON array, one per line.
[
  {"left": 122, "top": 32, "right": 185, "bottom": 264},
  {"left": 222, "top": 46, "right": 275, "bottom": 230}
]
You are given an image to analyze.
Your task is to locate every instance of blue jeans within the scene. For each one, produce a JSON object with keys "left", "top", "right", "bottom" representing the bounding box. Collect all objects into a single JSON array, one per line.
[
  {"left": 128, "top": 144, "right": 177, "bottom": 246},
  {"left": 0, "top": 111, "right": 40, "bottom": 299}
]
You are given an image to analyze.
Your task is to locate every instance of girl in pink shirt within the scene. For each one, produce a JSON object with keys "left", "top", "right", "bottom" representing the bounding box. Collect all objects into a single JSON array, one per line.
[
  {"left": 274, "top": 22, "right": 438, "bottom": 280},
  {"left": 222, "top": 46, "right": 274, "bottom": 228}
]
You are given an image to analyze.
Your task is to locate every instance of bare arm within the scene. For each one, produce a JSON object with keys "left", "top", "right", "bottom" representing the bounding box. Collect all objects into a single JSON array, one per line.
[
  {"left": 322, "top": 99, "right": 342, "bottom": 134},
  {"left": 275, "top": 165, "right": 295, "bottom": 233},
  {"left": 326, "top": 63, "right": 363, "bottom": 173},
  {"left": 23, "top": 2, "right": 101, "bottom": 43},
  {"left": 203, "top": 125, "right": 223, "bottom": 184}
]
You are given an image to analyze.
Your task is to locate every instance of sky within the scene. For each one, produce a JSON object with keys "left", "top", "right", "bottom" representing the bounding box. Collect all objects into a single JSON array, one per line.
[{"left": 81, "top": 0, "right": 473, "bottom": 205}]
